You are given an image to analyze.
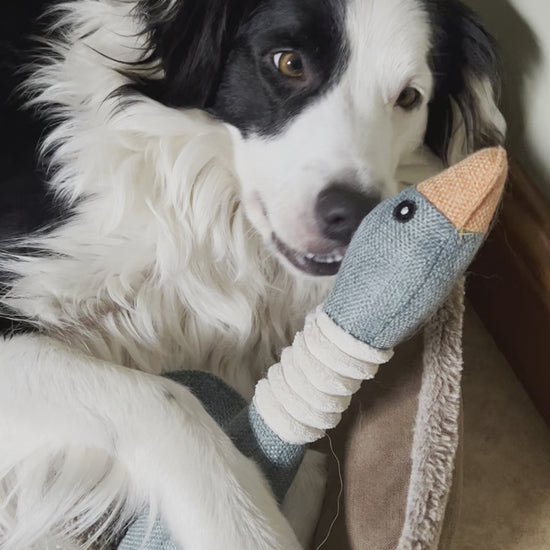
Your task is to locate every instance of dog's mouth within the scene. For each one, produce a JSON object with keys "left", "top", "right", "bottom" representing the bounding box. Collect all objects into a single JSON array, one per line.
[{"left": 272, "top": 233, "right": 345, "bottom": 276}]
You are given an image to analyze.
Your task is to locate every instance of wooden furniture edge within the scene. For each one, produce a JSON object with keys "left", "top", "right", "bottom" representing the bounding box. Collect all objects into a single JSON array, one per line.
[{"left": 468, "top": 159, "right": 550, "bottom": 426}]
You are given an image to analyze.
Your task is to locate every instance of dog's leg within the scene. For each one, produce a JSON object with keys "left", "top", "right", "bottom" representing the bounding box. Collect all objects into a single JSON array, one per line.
[{"left": 0, "top": 333, "right": 302, "bottom": 550}]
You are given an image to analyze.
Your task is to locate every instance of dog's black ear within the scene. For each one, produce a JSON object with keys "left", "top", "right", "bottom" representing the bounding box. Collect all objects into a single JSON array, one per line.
[
  {"left": 135, "top": 0, "right": 257, "bottom": 108},
  {"left": 424, "top": 1, "right": 506, "bottom": 163}
]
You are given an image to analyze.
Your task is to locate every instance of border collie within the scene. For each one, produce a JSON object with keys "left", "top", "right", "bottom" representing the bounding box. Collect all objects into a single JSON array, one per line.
[{"left": 0, "top": 0, "right": 505, "bottom": 548}]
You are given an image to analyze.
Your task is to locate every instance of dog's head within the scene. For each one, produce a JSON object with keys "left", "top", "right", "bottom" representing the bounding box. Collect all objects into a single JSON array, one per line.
[{"left": 134, "top": 0, "right": 505, "bottom": 276}]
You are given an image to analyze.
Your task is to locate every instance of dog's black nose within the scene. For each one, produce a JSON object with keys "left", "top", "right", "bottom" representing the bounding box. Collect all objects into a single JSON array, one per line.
[{"left": 315, "top": 185, "right": 379, "bottom": 244}]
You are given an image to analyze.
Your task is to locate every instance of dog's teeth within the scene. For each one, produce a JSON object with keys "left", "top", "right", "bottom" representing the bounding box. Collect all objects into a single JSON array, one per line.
[{"left": 302, "top": 251, "right": 344, "bottom": 264}]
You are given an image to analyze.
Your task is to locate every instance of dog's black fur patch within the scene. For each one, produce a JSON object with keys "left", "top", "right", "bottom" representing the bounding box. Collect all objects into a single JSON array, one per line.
[
  {"left": 422, "top": 0, "right": 504, "bottom": 160},
  {"left": 0, "top": 1, "right": 64, "bottom": 240},
  {"left": 136, "top": 0, "right": 348, "bottom": 136},
  {"left": 133, "top": 0, "right": 503, "bottom": 149},
  {"left": 210, "top": 0, "right": 348, "bottom": 136},
  {"left": 0, "top": 1, "right": 68, "bottom": 334}
]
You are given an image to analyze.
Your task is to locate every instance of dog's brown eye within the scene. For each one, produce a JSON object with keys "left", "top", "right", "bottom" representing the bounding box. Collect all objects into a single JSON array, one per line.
[
  {"left": 273, "top": 51, "right": 304, "bottom": 78},
  {"left": 396, "top": 87, "right": 421, "bottom": 110}
]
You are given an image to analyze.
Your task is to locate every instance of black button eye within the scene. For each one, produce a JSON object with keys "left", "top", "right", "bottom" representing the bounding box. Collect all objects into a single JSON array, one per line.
[{"left": 393, "top": 200, "right": 417, "bottom": 222}]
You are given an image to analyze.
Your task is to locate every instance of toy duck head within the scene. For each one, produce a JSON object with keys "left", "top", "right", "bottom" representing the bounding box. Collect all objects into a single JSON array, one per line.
[{"left": 323, "top": 147, "right": 508, "bottom": 349}]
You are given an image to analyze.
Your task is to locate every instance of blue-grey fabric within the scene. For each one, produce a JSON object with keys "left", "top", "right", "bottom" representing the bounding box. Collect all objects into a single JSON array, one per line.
[
  {"left": 228, "top": 405, "right": 305, "bottom": 503},
  {"left": 118, "top": 516, "right": 175, "bottom": 550},
  {"left": 323, "top": 187, "right": 484, "bottom": 349},
  {"left": 118, "top": 371, "right": 304, "bottom": 550},
  {"left": 163, "top": 370, "right": 247, "bottom": 427}
]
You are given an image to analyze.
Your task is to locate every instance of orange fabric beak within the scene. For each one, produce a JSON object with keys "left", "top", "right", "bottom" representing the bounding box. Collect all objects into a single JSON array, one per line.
[{"left": 418, "top": 147, "right": 508, "bottom": 233}]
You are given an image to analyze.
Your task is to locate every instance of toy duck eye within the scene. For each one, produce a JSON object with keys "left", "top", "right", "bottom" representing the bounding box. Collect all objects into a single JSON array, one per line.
[{"left": 393, "top": 200, "right": 417, "bottom": 222}]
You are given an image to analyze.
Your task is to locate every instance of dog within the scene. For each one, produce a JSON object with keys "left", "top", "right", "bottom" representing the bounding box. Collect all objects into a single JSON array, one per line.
[{"left": 0, "top": 0, "right": 506, "bottom": 548}]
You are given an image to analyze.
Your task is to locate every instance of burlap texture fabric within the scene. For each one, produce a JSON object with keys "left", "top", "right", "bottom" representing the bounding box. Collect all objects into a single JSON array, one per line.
[{"left": 418, "top": 147, "right": 507, "bottom": 233}]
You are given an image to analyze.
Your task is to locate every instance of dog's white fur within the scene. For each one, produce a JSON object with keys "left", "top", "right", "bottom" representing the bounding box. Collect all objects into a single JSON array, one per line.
[
  {"left": 235, "top": 0, "right": 435, "bottom": 257},
  {"left": 0, "top": 0, "right": 505, "bottom": 548}
]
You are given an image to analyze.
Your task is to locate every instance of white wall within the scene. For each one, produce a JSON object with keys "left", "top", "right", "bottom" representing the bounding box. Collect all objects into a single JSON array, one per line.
[{"left": 465, "top": 0, "right": 550, "bottom": 197}]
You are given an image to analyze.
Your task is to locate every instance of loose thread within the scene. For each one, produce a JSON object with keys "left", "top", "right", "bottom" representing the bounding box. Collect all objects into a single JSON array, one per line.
[{"left": 315, "top": 433, "right": 343, "bottom": 550}]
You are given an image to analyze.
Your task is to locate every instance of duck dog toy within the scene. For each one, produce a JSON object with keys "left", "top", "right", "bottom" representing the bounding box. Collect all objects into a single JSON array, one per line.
[{"left": 119, "top": 147, "right": 508, "bottom": 549}]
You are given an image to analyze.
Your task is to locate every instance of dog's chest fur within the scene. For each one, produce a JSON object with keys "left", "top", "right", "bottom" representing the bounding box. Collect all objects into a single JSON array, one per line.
[
  {"left": 3, "top": 137, "right": 328, "bottom": 398},
  {"left": 5, "top": 178, "right": 328, "bottom": 399}
]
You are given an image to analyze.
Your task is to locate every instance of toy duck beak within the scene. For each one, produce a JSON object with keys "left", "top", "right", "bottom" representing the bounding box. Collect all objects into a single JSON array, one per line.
[{"left": 418, "top": 147, "right": 508, "bottom": 233}]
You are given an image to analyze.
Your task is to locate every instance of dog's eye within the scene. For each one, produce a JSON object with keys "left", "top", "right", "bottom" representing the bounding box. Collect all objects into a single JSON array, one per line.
[
  {"left": 395, "top": 87, "right": 421, "bottom": 110},
  {"left": 273, "top": 51, "right": 305, "bottom": 78},
  {"left": 393, "top": 200, "right": 417, "bottom": 222}
]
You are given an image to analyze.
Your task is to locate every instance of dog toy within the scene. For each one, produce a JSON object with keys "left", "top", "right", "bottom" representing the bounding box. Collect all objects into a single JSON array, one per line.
[{"left": 118, "top": 147, "right": 507, "bottom": 549}]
